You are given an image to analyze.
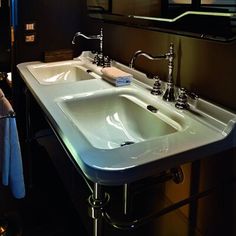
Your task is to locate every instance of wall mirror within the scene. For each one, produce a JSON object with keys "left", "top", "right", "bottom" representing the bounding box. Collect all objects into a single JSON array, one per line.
[{"left": 86, "top": 0, "right": 236, "bottom": 42}]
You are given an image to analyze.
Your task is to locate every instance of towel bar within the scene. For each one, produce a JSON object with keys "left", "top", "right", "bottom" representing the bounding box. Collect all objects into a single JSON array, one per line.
[{"left": 0, "top": 111, "right": 16, "bottom": 120}]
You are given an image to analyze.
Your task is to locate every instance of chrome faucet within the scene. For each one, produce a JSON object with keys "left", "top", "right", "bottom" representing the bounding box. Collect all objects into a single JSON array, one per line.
[
  {"left": 129, "top": 43, "right": 175, "bottom": 102},
  {"left": 72, "top": 28, "right": 107, "bottom": 66}
]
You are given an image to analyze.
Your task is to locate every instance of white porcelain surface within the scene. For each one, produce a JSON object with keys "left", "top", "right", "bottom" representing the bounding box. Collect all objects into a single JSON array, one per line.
[
  {"left": 27, "top": 60, "right": 97, "bottom": 85},
  {"left": 17, "top": 51, "right": 236, "bottom": 185},
  {"left": 57, "top": 87, "right": 185, "bottom": 149}
]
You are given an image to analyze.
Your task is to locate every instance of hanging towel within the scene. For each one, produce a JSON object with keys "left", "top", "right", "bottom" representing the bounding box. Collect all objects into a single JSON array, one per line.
[{"left": 0, "top": 96, "right": 25, "bottom": 199}]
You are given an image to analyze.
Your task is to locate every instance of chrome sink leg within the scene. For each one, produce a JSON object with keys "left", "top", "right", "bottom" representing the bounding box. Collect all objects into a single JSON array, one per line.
[
  {"left": 88, "top": 183, "right": 109, "bottom": 236},
  {"left": 123, "top": 183, "right": 131, "bottom": 216}
]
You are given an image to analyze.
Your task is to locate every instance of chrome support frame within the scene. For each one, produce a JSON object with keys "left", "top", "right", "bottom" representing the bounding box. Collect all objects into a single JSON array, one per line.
[
  {"left": 88, "top": 183, "right": 110, "bottom": 236},
  {"left": 123, "top": 183, "right": 131, "bottom": 216}
]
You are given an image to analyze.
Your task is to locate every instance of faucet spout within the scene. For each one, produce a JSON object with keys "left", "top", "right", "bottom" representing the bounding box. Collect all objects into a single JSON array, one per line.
[
  {"left": 72, "top": 28, "right": 103, "bottom": 54},
  {"left": 129, "top": 50, "right": 167, "bottom": 69},
  {"left": 72, "top": 32, "right": 100, "bottom": 42},
  {"left": 72, "top": 28, "right": 108, "bottom": 67},
  {"left": 129, "top": 43, "right": 176, "bottom": 102}
]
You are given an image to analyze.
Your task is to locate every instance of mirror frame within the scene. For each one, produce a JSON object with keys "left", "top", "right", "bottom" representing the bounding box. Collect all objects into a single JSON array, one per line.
[{"left": 87, "top": 1, "right": 236, "bottom": 42}]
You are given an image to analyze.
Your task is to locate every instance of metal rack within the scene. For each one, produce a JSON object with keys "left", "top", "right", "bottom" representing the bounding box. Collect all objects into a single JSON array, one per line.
[{"left": 0, "top": 110, "right": 16, "bottom": 120}]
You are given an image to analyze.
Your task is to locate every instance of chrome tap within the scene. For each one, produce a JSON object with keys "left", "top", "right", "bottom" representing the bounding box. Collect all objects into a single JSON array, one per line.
[
  {"left": 72, "top": 28, "right": 103, "bottom": 52},
  {"left": 129, "top": 51, "right": 166, "bottom": 69},
  {"left": 72, "top": 28, "right": 107, "bottom": 66},
  {"left": 129, "top": 43, "right": 175, "bottom": 102},
  {"left": 175, "top": 88, "right": 199, "bottom": 109}
]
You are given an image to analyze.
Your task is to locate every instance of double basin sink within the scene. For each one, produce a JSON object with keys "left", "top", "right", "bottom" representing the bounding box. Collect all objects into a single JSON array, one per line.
[{"left": 18, "top": 51, "right": 236, "bottom": 184}]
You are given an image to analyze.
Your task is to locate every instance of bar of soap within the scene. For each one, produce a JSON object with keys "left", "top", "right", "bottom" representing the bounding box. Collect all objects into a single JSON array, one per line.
[{"left": 101, "top": 67, "right": 133, "bottom": 86}]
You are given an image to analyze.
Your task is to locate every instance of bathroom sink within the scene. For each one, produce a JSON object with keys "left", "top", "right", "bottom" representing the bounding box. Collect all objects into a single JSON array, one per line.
[
  {"left": 27, "top": 60, "right": 97, "bottom": 85},
  {"left": 18, "top": 51, "right": 236, "bottom": 185},
  {"left": 57, "top": 88, "right": 186, "bottom": 149}
]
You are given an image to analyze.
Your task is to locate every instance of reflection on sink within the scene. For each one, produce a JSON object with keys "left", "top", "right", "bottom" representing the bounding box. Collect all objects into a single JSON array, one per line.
[
  {"left": 27, "top": 60, "right": 97, "bottom": 85},
  {"left": 57, "top": 88, "right": 185, "bottom": 149}
]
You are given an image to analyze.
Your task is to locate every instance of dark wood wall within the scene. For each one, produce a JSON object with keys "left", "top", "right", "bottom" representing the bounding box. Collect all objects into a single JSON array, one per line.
[{"left": 15, "top": 0, "right": 87, "bottom": 63}]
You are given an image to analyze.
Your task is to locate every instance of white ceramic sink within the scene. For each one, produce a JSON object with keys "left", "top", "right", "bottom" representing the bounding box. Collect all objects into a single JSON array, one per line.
[
  {"left": 27, "top": 60, "right": 97, "bottom": 85},
  {"left": 18, "top": 51, "right": 236, "bottom": 184},
  {"left": 57, "top": 88, "right": 187, "bottom": 149}
]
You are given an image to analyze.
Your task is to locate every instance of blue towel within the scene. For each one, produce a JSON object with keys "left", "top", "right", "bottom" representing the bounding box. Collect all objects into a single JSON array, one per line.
[{"left": 0, "top": 97, "right": 25, "bottom": 199}]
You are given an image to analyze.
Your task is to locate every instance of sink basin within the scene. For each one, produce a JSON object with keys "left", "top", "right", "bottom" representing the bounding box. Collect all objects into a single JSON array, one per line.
[
  {"left": 27, "top": 60, "right": 97, "bottom": 85},
  {"left": 57, "top": 88, "right": 186, "bottom": 149}
]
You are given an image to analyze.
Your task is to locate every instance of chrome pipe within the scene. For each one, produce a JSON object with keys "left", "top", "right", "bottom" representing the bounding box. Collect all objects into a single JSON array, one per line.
[
  {"left": 92, "top": 183, "right": 103, "bottom": 236},
  {"left": 104, "top": 185, "right": 215, "bottom": 231},
  {"left": 123, "top": 183, "right": 130, "bottom": 215},
  {"left": 88, "top": 183, "right": 109, "bottom": 236}
]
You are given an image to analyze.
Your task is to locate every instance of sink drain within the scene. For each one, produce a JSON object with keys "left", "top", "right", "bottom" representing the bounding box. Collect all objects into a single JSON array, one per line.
[{"left": 120, "top": 141, "right": 135, "bottom": 147}]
